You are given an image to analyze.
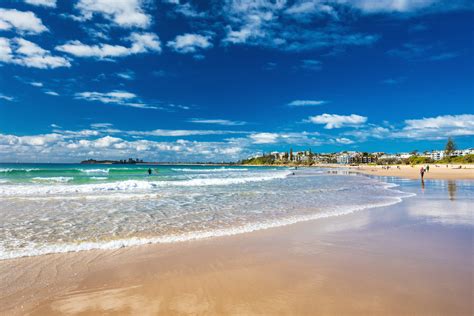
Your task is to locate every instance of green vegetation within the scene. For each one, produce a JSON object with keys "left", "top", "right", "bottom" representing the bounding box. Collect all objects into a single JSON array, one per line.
[
  {"left": 438, "top": 154, "right": 474, "bottom": 164},
  {"left": 445, "top": 137, "right": 456, "bottom": 155},
  {"left": 241, "top": 154, "right": 276, "bottom": 165},
  {"left": 408, "top": 156, "right": 434, "bottom": 165}
]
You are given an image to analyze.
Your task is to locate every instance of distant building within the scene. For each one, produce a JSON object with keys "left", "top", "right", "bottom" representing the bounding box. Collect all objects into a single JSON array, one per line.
[{"left": 429, "top": 150, "right": 445, "bottom": 161}]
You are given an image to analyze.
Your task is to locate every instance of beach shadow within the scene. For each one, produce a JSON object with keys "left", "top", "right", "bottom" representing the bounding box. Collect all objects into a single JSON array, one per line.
[{"left": 448, "top": 181, "right": 457, "bottom": 201}]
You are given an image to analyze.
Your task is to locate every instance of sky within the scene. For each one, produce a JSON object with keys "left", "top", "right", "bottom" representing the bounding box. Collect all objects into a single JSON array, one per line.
[{"left": 0, "top": 0, "right": 473, "bottom": 162}]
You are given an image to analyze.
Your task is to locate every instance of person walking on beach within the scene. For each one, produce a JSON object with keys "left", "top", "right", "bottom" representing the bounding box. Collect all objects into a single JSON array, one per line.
[
  {"left": 426, "top": 165, "right": 430, "bottom": 172},
  {"left": 420, "top": 166, "right": 425, "bottom": 180}
]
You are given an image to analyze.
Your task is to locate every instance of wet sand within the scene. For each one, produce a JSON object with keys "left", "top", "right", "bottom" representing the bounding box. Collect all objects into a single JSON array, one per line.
[
  {"left": 346, "top": 164, "right": 474, "bottom": 180},
  {"left": 0, "top": 178, "right": 472, "bottom": 315}
]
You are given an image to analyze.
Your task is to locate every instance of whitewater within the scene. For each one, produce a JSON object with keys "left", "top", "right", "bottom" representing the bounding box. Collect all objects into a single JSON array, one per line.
[{"left": 0, "top": 164, "right": 413, "bottom": 260}]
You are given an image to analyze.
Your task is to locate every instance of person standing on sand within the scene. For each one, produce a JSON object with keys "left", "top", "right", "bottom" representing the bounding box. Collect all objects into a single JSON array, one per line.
[
  {"left": 426, "top": 165, "right": 430, "bottom": 172},
  {"left": 420, "top": 167, "right": 425, "bottom": 180}
]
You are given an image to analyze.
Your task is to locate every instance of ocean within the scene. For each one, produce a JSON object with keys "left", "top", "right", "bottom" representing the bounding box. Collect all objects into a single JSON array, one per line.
[{"left": 0, "top": 163, "right": 413, "bottom": 260}]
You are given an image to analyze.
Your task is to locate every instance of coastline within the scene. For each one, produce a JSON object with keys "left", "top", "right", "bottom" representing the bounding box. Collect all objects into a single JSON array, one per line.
[
  {"left": 243, "top": 163, "right": 474, "bottom": 180},
  {"left": 1, "top": 176, "right": 472, "bottom": 315},
  {"left": 343, "top": 164, "right": 474, "bottom": 180}
]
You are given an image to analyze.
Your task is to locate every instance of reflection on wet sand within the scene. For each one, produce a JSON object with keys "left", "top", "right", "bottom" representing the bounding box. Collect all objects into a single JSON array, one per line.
[{"left": 448, "top": 181, "right": 457, "bottom": 201}]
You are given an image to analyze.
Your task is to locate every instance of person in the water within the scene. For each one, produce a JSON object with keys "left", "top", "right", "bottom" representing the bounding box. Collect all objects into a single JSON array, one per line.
[{"left": 148, "top": 168, "right": 152, "bottom": 175}]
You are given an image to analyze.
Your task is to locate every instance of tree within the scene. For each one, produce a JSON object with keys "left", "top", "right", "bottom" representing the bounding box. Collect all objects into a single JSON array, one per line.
[
  {"left": 445, "top": 137, "right": 456, "bottom": 156},
  {"left": 289, "top": 148, "right": 293, "bottom": 161}
]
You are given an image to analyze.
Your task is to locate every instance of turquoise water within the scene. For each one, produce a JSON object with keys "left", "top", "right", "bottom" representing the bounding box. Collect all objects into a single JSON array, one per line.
[
  {"left": 0, "top": 164, "right": 414, "bottom": 260},
  {"left": 0, "top": 163, "right": 258, "bottom": 185}
]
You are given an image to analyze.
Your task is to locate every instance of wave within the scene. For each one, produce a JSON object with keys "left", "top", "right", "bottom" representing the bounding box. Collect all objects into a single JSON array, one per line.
[
  {"left": 31, "top": 177, "right": 74, "bottom": 183},
  {"left": 0, "top": 168, "right": 40, "bottom": 173},
  {"left": 80, "top": 169, "right": 109, "bottom": 174},
  {"left": 0, "top": 190, "right": 412, "bottom": 260},
  {"left": 0, "top": 171, "right": 292, "bottom": 196},
  {"left": 171, "top": 167, "right": 249, "bottom": 172},
  {"left": 0, "top": 167, "right": 149, "bottom": 175}
]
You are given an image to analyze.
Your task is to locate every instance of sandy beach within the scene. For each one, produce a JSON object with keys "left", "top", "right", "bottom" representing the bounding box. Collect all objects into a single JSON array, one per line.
[
  {"left": 0, "top": 175, "right": 472, "bottom": 315},
  {"left": 333, "top": 164, "right": 474, "bottom": 180}
]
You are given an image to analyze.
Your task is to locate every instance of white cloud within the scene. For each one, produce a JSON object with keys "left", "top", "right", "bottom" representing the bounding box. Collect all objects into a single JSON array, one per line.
[
  {"left": 129, "top": 129, "right": 247, "bottom": 137},
  {"left": 221, "top": 0, "right": 379, "bottom": 51},
  {"left": 116, "top": 70, "right": 135, "bottom": 80},
  {"left": 345, "top": 114, "right": 474, "bottom": 141},
  {"left": 30, "top": 81, "right": 44, "bottom": 87},
  {"left": 334, "top": 137, "right": 354, "bottom": 144},
  {"left": 188, "top": 118, "right": 247, "bottom": 126},
  {"left": 288, "top": 100, "right": 327, "bottom": 106},
  {"left": 404, "top": 114, "right": 473, "bottom": 130},
  {"left": 396, "top": 114, "right": 474, "bottom": 139},
  {"left": 0, "top": 8, "right": 48, "bottom": 34},
  {"left": 90, "top": 123, "right": 114, "bottom": 129},
  {"left": 308, "top": 113, "right": 367, "bottom": 129},
  {"left": 167, "top": 33, "right": 213, "bottom": 54},
  {"left": 0, "top": 93, "right": 15, "bottom": 101},
  {"left": 337, "top": 0, "right": 437, "bottom": 13},
  {"left": 55, "top": 32, "right": 161, "bottom": 59},
  {"left": 44, "top": 90, "right": 59, "bottom": 96},
  {"left": 75, "top": 0, "right": 151, "bottom": 28},
  {"left": 75, "top": 90, "right": 158, "bottom": 109},
  {"left": 250, "top": 132, "right": 280, "bottom": 144},
  {"left": 249, "top": 131, "right": 322, "bottom": 145},
  {"left": 24, "top": 0, "right": 57, "bottom": 8},
  {"left": 0, "top": 37, "right": 71, "bottom": 69},
  {"left": 0, "top": 131, "right": 249, "bottom": 162},
  {"left": 166, "top": 0, "right": 207, "bottom": 18}
]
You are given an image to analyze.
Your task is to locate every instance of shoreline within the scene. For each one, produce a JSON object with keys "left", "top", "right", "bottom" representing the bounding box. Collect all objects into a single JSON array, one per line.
[
  {"left": 243, "top": 163, "right": 474, "bottom": 180},
  {"left": 1, "top": 178, "right": 472, "bottom": 315}
]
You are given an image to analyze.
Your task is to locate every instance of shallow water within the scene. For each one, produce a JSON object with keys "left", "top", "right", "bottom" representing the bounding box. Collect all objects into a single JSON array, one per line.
[{"left": 0, "top": 164, "right": 419, "bottom": 259}]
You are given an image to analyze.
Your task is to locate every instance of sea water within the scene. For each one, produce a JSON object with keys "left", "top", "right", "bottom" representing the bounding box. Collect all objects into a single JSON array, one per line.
[{"left": 0, "top": 164, "right": 413, "bottom": 260}]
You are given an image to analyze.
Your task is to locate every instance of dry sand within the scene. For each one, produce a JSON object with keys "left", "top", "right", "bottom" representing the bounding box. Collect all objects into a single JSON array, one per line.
[
  {"left": 345, "top": 164, "right": 474, "bottom": 180},
  {"left": 0, "top": 184, "right": 472, "bottom": 316}
]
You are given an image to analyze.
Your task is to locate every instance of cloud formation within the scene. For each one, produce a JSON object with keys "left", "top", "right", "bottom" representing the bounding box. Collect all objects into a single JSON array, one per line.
[
  {"left": 24, "top": 0, "right": 57, "bottom": 8},
  {"left": 75, "top": 0, "right": 151, "bottom": 28},
  {"left": 0, "top": 37, "right": 71, "bottom": 69},
  {"left": 75, "top": 90, "right": 158, "bottom": 109},
  {"left": 397, "top": 114, "right": 474, "bottom": 139},
  {"left": 0, "top": 8, "right": 48, "bottom": 34},
  {"left": 167, "top": 33, "right": 213, "bottom": 54},
  {"left": 0, "top": 133, "right": 245, "bottom": 162},
  {"left": 308, "top": 113, "right": 367, "bottom": 129},
  {"left": 56, "top": 32, "right": 161, "bottom": 59},
  {"left": 0, "top": 93, "right": 15, "bottom": 101},
  {"left": 188, "top": 118, "right": 247, "bottom": 126},
  {"left": 288, "top": 100, "right": 326, "bottom": 106}
]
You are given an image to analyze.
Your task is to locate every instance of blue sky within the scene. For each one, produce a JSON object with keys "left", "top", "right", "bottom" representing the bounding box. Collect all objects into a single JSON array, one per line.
[{"left": 0, "top": 0, "right": 473, "bottom": 162}]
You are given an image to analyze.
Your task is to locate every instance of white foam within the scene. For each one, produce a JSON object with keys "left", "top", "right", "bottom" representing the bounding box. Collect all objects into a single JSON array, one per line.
[
  {"left": 172, "top": 167, "right": 249, "bottom": 172},
  {"left": 31, "top": 177, "right": 74, "bottom": 183},
  {"left": 0, "top": 168, "right": 39, "bottom": 173},
  {"left": 79, "top": 169, "right": 109, "bottom": 174},
  {"left": 90, "top": 176, "right": 108, "bottom": 180},
  {"left": 0, "top": 192, "right": 412, "bottom": 260},
  {"left": 0, "top": 171, "right": 292, "bottom": 196}
]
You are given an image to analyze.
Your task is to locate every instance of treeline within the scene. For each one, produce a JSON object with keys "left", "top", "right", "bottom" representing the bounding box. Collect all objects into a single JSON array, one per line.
[
  {"left": 378, "top": 154, "right": 474, "bottom": 165},
  {"left": 241, "top": 155, "right": 279, "bottom": 165}
]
